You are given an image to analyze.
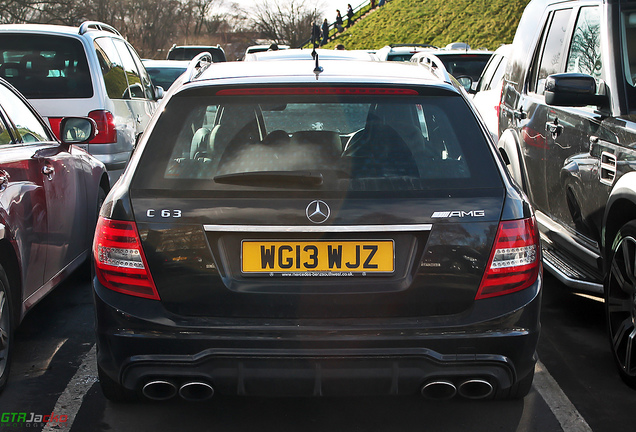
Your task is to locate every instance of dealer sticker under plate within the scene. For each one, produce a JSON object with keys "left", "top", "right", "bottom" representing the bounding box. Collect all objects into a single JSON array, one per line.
[{"left": 241, "top": 240, "right": 394, "bottom": 276}]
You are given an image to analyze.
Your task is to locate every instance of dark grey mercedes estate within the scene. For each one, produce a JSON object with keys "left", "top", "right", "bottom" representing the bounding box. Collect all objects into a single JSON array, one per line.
[{"left": 92, "top": 53, "right": 542, "bottom": 402}]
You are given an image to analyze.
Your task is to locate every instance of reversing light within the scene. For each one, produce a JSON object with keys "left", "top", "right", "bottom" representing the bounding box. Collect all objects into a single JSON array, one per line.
[
  {"left": 475, "top": 217, "right": 540, "bottom": 299},
  {"left": 216, "top": 88, "right": 419, "bottom": 96},
  {"left": 93, "top": 217, "right": 160, "bottom": 300}
]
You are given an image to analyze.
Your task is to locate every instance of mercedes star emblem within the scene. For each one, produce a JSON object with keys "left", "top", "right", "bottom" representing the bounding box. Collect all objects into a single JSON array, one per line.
[{"left": 306, "top": 200, "right": 330, "bottom": 224}]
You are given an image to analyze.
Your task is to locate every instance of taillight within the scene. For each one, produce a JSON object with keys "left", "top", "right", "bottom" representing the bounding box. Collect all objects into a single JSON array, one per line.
[
  {"left": 88, "top": 110, "right": 117, "bottom": 144},
  {"left": 93, "top": 217, "right": 160, "bottom": 300},
  {"left": 475, "top": 217, "right": 540, "bottom": 299},
  {"left": 48, "top": 117, "right": 63, "bottom": 140}
]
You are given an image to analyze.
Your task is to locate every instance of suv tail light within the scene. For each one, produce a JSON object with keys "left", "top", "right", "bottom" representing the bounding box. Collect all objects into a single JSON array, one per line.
[
  {"left": 88, "top": 110, "right": 117, "bottom": 144},
  {"left": 93, "top": 217, "right": 160, "bottom": 300},
  {"left": 475, "top": 217, "right": 540, "bottom": 299}
]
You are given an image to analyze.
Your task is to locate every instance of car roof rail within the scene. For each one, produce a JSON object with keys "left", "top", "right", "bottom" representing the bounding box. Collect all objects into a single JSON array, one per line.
[
  {"left": 184, "top": 52, "right": 213, "bottom": 83},
  {"left": 414, "top": 53, "right": 452, "bottom": 85},
  {"left": 79, "top": 21, "right": 122, "bottom": 37}
]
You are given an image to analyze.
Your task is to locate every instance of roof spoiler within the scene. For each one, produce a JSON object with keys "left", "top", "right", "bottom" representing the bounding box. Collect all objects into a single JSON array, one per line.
[
  {"left": 79, "top": 21, "right": 121, "bottom": 36},
  {"left": 184, "top": 52, "right": 213, "bottom": 83}
]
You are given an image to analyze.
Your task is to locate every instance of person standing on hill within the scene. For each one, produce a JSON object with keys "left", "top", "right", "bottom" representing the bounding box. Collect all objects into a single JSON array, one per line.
[
  {"left": 321, "top": 18, "right": 329, "bottom": 46},
  {"left": 347, "top": 4, "right": 354, "bottom": 27},
  {"left": 335, "top": 10, "right": 344, "bottom": 32}
]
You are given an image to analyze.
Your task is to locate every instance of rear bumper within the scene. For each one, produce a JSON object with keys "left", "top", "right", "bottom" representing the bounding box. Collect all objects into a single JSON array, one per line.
[{"left": 94, "top": 278, "right": 541, "bottom": 398}]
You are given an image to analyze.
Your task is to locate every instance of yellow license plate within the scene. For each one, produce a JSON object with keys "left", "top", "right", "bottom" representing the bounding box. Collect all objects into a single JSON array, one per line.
[{"left": 242, "top": 240, "right": 394, "bottom": 275}]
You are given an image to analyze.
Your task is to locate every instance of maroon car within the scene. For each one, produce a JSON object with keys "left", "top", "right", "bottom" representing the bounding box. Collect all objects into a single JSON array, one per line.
[{"left": 0, "top": 77, "right": 109, "bottom": 393}]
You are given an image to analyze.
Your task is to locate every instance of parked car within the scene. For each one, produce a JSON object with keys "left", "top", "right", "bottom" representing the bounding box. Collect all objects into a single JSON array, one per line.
[
  {"left": 93, "top": 54, "right": 541, "bottom": 402},
  {"left": 142, "top": 59, "right": 189, "bottom": 92},
  {"left": 471, "top": 44, "right": 511, "bottom": 141},
  {"left": 411, "top": 48, "right": 493, "bottom": 88},
  {"left": 375, "top": 43, "right": 437, "bottom": 62},
  {"left": 0, "top": 77, "right": 109, "bottom": 393},
  {"left": 244, "top": 48, "right": 378, "bottom": 62},
  {"left": 0, "top": 21, "right": 162, "bottom": 183},
  {"left": 244, "top": 44, "right": 290, "bottom": 57},
  {"left": 497, "top": 0, "right": 636, "bottom": 388},
  {"left": 166, "top": 44, "right": 226, "bottom": 62}
]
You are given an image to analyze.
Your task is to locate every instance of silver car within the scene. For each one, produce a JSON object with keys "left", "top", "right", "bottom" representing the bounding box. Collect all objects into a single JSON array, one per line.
[{"left": 0, "top": 21, "right": 162, "bottom": 183}]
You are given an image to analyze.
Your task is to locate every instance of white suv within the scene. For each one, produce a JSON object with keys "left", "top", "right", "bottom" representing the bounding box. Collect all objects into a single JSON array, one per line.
[{"left": 0, "top": 21, "right": 162, "bottom": 182}]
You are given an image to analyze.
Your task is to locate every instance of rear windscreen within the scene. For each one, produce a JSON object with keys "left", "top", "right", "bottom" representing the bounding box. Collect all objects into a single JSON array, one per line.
[
  {"left": 132, "top": 88, "right": 501, "bottom": 193},
  {"left": 0, "top": 34, "right": 92, "bottom": 99}
]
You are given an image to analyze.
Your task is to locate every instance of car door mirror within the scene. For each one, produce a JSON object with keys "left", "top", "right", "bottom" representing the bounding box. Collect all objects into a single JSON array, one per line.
[
  {"left": 545, "top": 73, "right": 608, "bottom": 107},
  {"left": 456, "top": 75, "right": 473, "bottom": 93},
  {"left": 154, "top": 86, "right": 164, "bottom": 100},
  {"left": 60, "top": 117, "right": 97, "bottom": 146}
]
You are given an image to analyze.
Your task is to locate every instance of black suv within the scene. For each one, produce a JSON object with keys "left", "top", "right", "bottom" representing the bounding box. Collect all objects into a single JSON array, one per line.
[
  {"left": 93, "top": 53, "right": 541, "bottom": 402},
  {"left": 498, "top": 0, "right": 636, "bottom": 387}
]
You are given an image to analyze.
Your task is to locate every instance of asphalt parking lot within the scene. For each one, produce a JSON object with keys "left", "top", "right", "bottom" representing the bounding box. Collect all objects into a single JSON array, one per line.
[{"left": 0, "top": 271, "right": 634, "bottom": 432}]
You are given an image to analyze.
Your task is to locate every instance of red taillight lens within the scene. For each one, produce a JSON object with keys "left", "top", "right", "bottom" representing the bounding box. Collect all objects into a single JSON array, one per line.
[
  {"left": 88, "top": 110, "right": 117, "bottom": 144},
  {"left": 93, "top": 217, "right": 160, "bottom": 300},
  {"left": 48, "top": 117, "right": 63, "bottom": 140},
  {"left": 476, "top": 218, "right": 540, "bottom": 299}
]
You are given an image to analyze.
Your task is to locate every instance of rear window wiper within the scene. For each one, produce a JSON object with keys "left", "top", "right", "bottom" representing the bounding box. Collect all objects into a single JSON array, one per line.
[{"left": 213, "top": 170, "right": 324, "bottom": 187}]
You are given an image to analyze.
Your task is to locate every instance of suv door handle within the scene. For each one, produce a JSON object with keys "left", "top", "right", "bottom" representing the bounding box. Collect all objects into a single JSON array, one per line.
[
  {"left": 0, "top": 170, "right": 9, "bottom": 192},
  {"left": 42, "top": 165, "right": 55, "bottom": 180},
  {"left": 513, "top": 108, "right": 526, "bottom": 120},
  {"left": 546, "top": 119, "right": 563, "bottom": 137}
]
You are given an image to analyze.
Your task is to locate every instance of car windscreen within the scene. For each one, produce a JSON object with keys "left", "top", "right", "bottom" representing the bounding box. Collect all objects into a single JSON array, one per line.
[
  {"left": 132, "top": 87, "right": 501, "bottom": 193},
  {"left": 167, "top": 48, "right": 226, "bottom": 62},
  {"left": 437, "top": 54, "right": 492, "bottom": 81},
  {"left": 145, "top": 66, "right": 187, "bottom": 90},
  {"left": 0, "top": 34, "right": 93, "bottom": 99}
]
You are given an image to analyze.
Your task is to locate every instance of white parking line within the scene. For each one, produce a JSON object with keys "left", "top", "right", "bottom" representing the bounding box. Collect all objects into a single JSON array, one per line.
[
  {"left": 42, "top": 344, "right": 97, "bottom": 432},
  {"left": 534, "top": 359, "right": 593, "bottom": 432}
]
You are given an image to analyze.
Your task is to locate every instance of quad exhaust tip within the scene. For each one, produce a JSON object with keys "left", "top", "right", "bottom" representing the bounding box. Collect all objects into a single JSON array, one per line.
[
  {"left": 457, "top": 379, "right": 494, "bottom": 399},
  {"left": 142, "top": 380, "right": 177, "bottom": 401},
  {"left": 421, "top": 380, "right": 457, "bottom": 400},
  {"left": 421, "top": 378, "right": 494, "bottom": 400},
  {"left": 179, "top": 381, "right": 215, "bottom": 401}
]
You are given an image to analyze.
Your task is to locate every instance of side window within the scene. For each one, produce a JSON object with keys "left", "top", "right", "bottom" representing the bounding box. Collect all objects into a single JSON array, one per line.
[
  {"left": 112, "top": 39, "right": 144, "bottom": 99},
  {"left": 0, "top": 84, "right": 51, "bottom": 143},
  {"left": 128, "top": 44, "right": 155, "bottom": 100},
  {"left": 477, "top": 55, "right": 502, "bottom": 92},
  {"left": 94, "top": 37, "right": 128, "bottom": 100},
  {"left": 567, "top": 6, "right": 602, "bottom": 79},
  {"left": 0, "top": 114, "right": 12, "bottom": 145},
  {"left": 529, "top": 8, "right": 573, "bottom": 94}
]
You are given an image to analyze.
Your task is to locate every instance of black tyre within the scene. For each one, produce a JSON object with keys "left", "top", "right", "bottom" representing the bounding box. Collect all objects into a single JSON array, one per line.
[
  {"left": 97, "top": 364, "right": 137, "bottom": 402},
  {"left": 605, "top": 220, "right": 636, "bottom": 388},
  {"left": 0, "top": 264, "right": 13, "bottom": 394}
]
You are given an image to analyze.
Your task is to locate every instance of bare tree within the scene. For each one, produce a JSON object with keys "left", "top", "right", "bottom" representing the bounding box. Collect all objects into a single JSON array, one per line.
[{"left": 249, "top": 0, "right": 321, "bottom": 47}]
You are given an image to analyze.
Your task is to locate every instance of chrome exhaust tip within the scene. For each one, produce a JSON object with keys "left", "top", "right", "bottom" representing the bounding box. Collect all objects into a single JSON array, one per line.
[
  {"left": 421, "top": 380, "right": 457, "bottom": 400},
  {"left": 458, "top": 379, "right": 494, "bottom": 399},
  {"left": 142, "top": 380, "right": 177, "bottom": 401},
  {"left": 178, "top": 381, "right": 215, "bottom": 401}
]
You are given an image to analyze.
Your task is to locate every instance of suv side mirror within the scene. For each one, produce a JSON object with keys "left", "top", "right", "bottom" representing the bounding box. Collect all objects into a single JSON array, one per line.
[
  {"left": 154, "top": 86, "right": 164, "bottom": 100},
  {"left": 545, "top": 73, "right": 608, "bottom": 107},
  {"left": 60, "top": 117, "right": 97, "bottom": 146}
]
